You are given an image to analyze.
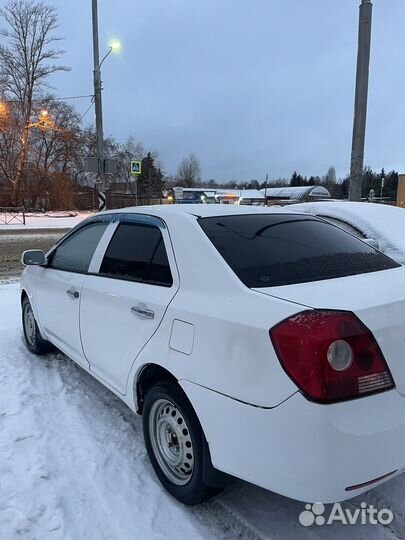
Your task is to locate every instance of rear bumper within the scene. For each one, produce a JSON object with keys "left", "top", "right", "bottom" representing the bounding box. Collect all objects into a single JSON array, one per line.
[{"left": 181, "top": 381, "right": 405, "bottom": 502}]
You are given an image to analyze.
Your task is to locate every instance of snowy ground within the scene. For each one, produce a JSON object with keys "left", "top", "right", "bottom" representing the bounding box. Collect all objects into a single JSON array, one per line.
[
  {"left": 0, "top": 212, "right": 95, "bottom": 231},
  {"left": 0, "top": 283, "right": 404, "bottom": 540}
]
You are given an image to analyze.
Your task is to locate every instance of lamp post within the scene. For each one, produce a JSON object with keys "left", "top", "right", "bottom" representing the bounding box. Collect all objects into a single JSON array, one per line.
[{"left": 91, "top": 0, "right": 121, "bottom": 211}]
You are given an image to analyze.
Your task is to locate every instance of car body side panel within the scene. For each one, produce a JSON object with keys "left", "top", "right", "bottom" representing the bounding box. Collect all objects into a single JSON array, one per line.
[{"left": 128, "top": 288, "right": 301, "bottom": 407}]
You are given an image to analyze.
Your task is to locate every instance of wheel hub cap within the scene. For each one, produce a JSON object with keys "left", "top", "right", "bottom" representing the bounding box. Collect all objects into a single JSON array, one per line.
[
  {"left": 24, "top": 304, "right": 36, "bottom": 346},
  {"left": 149, "top": 399, "right": 194, "bottom": 485}
]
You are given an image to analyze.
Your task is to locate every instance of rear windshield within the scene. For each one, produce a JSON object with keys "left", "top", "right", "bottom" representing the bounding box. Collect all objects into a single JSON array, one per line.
[{"left": 199, "top": 214, "right": 400, "bottom": 288}]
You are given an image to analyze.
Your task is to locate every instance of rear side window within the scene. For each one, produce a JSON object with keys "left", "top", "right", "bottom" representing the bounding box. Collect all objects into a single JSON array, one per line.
[
  {"left": 49, "top": 221, "right": 108, "bottom": 273},
  {"left": 99, "top": 222, "right": 173, "bottom": 286},
  {"left": 199, "top": 214, "right": 400, "bottom": 288}
]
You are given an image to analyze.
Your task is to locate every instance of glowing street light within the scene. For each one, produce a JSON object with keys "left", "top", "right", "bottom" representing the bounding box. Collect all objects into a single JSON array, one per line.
[
  {"left": 100, "top": 38, "right": 122, "bottom": 67},
  {"left": 109, "top": 39, "right": 121, "bottom": 52}
]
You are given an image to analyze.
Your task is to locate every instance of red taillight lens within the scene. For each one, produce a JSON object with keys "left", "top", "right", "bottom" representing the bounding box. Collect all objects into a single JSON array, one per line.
[{"left": 270, "top": 310, "right": 394, "bottom": 403}]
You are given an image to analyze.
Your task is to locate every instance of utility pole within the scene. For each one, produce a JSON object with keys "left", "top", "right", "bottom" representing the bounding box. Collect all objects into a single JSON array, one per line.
[
  {"left": 380, "top": 174, "right": 385, "bottom": 203},
  {"left": 91, "top": 0, "right": 106, "bottom": 210},
  {"left": 349, "top": 0, "right": 373, "bottom": 202},
  {"left": 148, "top": 167, "right": 151, "bottom": 205}
]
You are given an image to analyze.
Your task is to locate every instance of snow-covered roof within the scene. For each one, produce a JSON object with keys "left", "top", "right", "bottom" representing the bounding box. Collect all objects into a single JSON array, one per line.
[{"left": 260, "top": 185, "right": 331, "bottom": 200}]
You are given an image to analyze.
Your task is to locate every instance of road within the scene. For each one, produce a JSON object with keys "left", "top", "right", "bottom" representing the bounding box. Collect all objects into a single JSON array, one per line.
[{"left": 0, "top": 229, "right": 68, "bottom": 284}]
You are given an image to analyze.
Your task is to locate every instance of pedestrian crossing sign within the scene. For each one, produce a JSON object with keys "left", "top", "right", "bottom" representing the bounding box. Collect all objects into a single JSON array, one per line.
[{"left": 131, "top": 161, "right": 141, "bottom": 175}]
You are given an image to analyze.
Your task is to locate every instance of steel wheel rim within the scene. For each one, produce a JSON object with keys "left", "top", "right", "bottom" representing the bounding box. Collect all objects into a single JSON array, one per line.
[
  {"left": 23, "top": 303, "right": 36, "bottom": 346},
  {"left": 149, "top": 398, "right": 194, "bottom": 486}
]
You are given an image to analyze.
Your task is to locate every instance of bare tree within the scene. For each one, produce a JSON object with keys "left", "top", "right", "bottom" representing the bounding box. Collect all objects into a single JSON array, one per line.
[
  {"left": 176, "top": 153, "right": 201, "bottom": 187},
  {"left": 0, "top": 0, "right": 69, "bottom": 203},
  {"left": 322, "top": 166, "right": 337, "bottom": 194},
  {"left": 0, "top": 100, "right": 21, "bottom": 194}
]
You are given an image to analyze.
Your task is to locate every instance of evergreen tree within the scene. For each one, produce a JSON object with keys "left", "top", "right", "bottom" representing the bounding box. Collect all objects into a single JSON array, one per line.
[{"left": 137, "top": 152, "right": 164, "bottom": 203}]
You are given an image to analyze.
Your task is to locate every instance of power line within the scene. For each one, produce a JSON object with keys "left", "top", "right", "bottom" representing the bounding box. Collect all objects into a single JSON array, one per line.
[
  {"left": 77, "top": 99, "right": 94, "bottom": 125},
  {"left": 1, "top": 94, "right": 94, "bottom": 103}
]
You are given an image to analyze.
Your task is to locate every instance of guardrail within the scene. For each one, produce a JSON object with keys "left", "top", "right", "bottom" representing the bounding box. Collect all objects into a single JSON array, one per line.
[{"left": 0, "top": 206, "right": 26, "bottom": 225}]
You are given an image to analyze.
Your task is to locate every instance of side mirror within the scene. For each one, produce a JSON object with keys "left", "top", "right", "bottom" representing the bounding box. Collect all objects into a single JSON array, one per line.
[
  {"left": 363, "top": 238, "right": 380, "bottom": 250},
  {"left": 21, "top": 250, "right": 47, "bottom": 266}
]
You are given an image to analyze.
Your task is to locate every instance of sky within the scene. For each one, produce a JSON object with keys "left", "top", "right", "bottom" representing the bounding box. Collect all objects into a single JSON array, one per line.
[{"left": 21, "top": 0, "right": 405, "bottom": 182}]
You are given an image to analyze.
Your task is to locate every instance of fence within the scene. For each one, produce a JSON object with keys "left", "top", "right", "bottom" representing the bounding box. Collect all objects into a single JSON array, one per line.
[
  {"left": 0, "top": 206, "right": 26, "bottom": 225},
  {"left": 74, "top": 191, "right": 163, "bottom": 211}
]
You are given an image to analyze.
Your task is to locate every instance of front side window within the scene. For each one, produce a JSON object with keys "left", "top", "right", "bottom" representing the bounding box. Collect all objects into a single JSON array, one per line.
[
  {"left": 49, "top": 221, "right": 108, "bottom": 273},
  {"left": 199, "top": 214, "right": 400, "bottom": 288},
  {"left": 99, "top": 222, "right": 173, "bottom": 286}
]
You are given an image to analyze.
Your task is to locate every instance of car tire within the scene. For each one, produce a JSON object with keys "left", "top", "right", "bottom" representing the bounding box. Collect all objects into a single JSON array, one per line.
[
  {"left": 22, "top": 296, "right": 54, "bottom": 355},
  {"left": 143, "top": 381, "right": 222, "bottom": 505}
]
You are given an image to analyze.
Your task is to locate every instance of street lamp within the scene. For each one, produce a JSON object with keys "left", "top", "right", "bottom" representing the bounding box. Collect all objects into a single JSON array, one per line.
[
  {"left": 91, "top": 0, "right": 121, "bottom": 211},
  {"left": 100, "top": 39, "right": 121, "bottom": 68}
]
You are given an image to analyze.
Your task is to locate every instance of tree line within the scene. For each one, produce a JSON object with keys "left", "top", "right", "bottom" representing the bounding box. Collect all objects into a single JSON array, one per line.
[{"left": 178, "top": 165, "right": 399, "bottom": 203}]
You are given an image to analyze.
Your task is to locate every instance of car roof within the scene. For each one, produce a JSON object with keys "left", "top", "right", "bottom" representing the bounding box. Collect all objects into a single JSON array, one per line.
[{"left": 102, "top": 203, "right": 296, "bottom": 219}]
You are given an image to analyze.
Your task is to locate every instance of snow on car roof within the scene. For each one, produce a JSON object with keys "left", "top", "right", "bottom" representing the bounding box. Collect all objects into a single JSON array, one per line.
[{"left": 289, "top": 201, "right": 405, "bottom": 264}]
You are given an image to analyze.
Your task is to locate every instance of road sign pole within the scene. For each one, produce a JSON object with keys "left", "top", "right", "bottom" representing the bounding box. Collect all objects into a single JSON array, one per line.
[{"left": 130, "top": 161, "right": 142, "bottom": 206}]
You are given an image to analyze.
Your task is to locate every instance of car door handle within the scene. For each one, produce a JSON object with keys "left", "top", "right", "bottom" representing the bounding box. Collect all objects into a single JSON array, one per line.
[
  {"left": 131, "top": 304, "right": 154, "bottom": 319},
  {"left": 66, "top": 287, "right": 80, "bottom": 299}
]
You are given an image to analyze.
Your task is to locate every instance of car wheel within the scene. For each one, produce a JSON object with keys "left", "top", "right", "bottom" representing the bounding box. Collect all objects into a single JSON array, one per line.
[
  {"left": 143, "top": 381, "right": 221, "bottom": 505},
  {"left": 22, "top": 297, "right": 53, "bottom": 355}
]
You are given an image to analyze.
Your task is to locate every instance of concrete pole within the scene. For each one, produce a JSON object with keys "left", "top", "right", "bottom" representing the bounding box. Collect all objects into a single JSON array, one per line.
[
  {"left": 91, "top": 0, "right": 106, "bottom": 207},
  {"left": 349, "top": 0, "right": 373, "bottom": 201}
]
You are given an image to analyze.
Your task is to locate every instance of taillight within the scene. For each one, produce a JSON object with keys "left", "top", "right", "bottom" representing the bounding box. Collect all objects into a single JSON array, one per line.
[{"left": 270, "top": 310, "right": 394, "bottom": 404}]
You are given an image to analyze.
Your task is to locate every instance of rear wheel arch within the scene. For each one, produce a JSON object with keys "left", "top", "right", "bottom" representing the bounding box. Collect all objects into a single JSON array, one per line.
[
  {"left": 136, "top": 365, "right": 230, "bottom": 496},
  {"left": 135, "top": 363, "right": 178, "bottom": 414}
]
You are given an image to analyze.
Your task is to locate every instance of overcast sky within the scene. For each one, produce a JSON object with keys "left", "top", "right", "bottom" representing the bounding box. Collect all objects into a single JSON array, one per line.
[{"left": 46, "top": 0, "right": 405, "bottom": 181}]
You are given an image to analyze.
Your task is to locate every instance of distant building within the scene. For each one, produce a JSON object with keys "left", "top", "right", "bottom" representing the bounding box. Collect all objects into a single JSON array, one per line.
[
  {"left": 260, "top": 185, "right": 331, "bottom": 204},
  {"left": 170, "top": 187, "right": 265, "bottom": 205}
]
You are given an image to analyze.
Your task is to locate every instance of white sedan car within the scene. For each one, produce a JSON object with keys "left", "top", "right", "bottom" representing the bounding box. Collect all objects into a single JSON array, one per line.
[{"left": 20, "top": 204, "right": 405, "bottom": 505}]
